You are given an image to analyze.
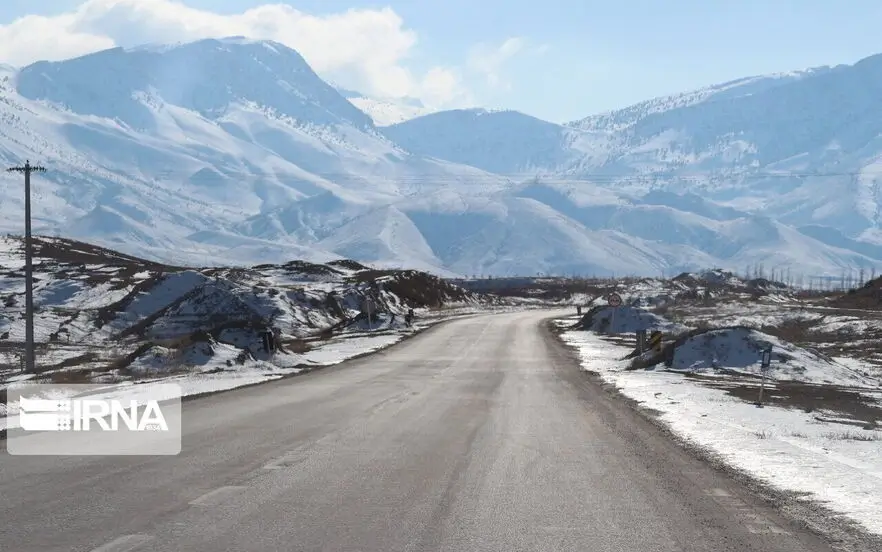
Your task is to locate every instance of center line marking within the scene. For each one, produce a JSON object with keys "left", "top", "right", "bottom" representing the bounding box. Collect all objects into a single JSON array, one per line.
[
  {"left": 89, "top": 534, "right": 153, "bottom": 552},
  {"left": 189, "top": 485, "right": 247, "bottom": 506}
]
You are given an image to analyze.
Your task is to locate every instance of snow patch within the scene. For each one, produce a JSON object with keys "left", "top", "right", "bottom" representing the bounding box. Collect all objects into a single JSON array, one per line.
[{"left": 560, "top": 329, "right": 882, "bottom": 536}]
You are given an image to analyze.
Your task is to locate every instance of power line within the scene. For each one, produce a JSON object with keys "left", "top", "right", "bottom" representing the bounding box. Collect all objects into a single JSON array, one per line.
[{"left": 1, "top": 169, "right": 879, "bottom": 186}]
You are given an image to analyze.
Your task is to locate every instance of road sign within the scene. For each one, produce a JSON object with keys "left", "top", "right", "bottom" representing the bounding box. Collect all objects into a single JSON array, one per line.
[
  {"left": 761, "top": 346, "right": 773, "bottom": 370},
  {"left": 607, "top": 293, "right": 622, "bottom": 307}
]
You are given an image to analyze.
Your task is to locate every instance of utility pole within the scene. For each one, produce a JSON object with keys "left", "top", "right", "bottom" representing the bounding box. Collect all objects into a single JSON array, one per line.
[{"left": 7, "top": 160, "right": 46, "bottom": 373}]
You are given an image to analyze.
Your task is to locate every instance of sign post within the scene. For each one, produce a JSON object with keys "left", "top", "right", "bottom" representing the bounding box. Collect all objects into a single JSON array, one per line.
[
  {"left": 607, "top": 293, "right": 622, "bottom": 334},
  {"left": 757, "top": 346, "right": 772, "bottom": 407},
  {"left": 636, "top": 329, "right": 647, "bottom": 354}
]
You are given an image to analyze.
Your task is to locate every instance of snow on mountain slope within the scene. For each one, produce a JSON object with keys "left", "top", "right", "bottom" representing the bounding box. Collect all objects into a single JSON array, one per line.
[
  {"left": 379, "top": 53, "right": 882, "bottom": 273},
  {"left": 397, "top": 184, "right": 726, "bottom": 276},
  {"left": 384, "top": 68, "right": 834, "bottom": 178},
  {"left": 316, "top": 205, "right": 450, "bottom": 275},
  {"left": 347, "top": 96, "right": 433, "bottom": 126},
  {"left": 19, "top": 37, "right": 373, "bottom": 130},
  {"left": 335, "top": 85, "right": 433, "bottom": 126},
  {"left": 0, "top": 37, "right": 881, "bottom": 278},
  {"left": 636, "top": 189, "right": 747, "bottom": 221},
  {"left": 383, "top": 108, "right": 605, "bottom": 175},
  {"left": 0, "top": 38, "right": 510, "bottom": 273},
  {"left": 559, "top": 55, "right": 882, "bottom": 220},
  {"left": 568, "top": 67, "right": 833, "bottom": 132},
  {"left": 506, "top": 179, "right": 882, "bottom": 276}
]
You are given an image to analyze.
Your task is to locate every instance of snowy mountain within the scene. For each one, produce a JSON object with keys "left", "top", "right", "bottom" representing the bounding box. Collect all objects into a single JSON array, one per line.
[
  {"left": 568, "top": 68, "right": 834, "bottom": 133},
  {"left": 382, "top": 108, "right": 603, "bottom": 174},
  {"left": 0, "top": 37, "right": 508, "bottom": 274},
  {"left": 384, "top": 54, "right": 882, "bottom": 274},
  {"left": 20, "top": 37, "right": 373, "bottom": 131},
  {"left": 335, "top": 86, "right": 433, "bottom": 126},
  {"left": 1, "top": 37, "right": 882, "bottom": 277}
]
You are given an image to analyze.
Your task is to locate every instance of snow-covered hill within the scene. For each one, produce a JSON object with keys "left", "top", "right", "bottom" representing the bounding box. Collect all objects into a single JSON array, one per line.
[
  {"left": 0, "top": 235, "right": 495, "bottom": 395},
  {"left": 1, "top": 37, "right": 881, "bottom": 277}
]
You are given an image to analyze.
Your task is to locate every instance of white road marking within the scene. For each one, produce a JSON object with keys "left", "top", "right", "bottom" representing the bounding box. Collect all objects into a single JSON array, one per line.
[
  {"left": 262, "top": 444, "right": 316, "bottom": 469},
  {"left": 189, "top": 485, "right": 247, "bottom": 506},
  {"left": 89, "top": 534, "right": 153, "bottom": 552}
]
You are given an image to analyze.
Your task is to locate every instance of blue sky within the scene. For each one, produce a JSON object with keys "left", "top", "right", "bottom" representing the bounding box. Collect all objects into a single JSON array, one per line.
[{"left": 2, "top": 1, "right": 882, "bottom": 122}]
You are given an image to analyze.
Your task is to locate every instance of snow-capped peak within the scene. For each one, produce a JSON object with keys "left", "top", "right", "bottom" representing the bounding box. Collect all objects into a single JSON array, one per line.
[
  {"left": 16, "top": 37, "right": 375, "bottom": 130},
  {"left": 0, "top": 37, "right": 881, "bottom": 277},
  {"left": 125, "top": 36, "right": 285, "bottom": 54}
]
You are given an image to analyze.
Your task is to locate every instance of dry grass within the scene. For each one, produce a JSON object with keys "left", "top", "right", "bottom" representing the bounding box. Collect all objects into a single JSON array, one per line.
[
  {"left": 822, "top": 430, "right": 880, "bottom": 441},
  {"left": 25, "top": 235, "right": 177, "bottom": 270},
  {"left": 759, "top": 317, "right": 818, "bottom": 345},
  {"left": 280, "top": 338, "right": 311, "bottom": 354},
  {"left": 43, "top": 352, "right": 100, "bottom": 371},
  {"left": 352, "top": 269, "right": 475, "bottom": 307},
  {"left": 687, "top": 377, "right": 882, "bottom": 424},
  {"left": 327, "top": 259, "right": 370, "bottom": 271},
  {"left": 651, "top": 303, "right": 671, "bottom": 316},
  {"left": 461, "top": 278, "right": 615, "bottom": 303},
  {"left": 110, "top": 343, "right": 160, "bottom": 375},
  {"left": 830, "top": 278, "right": 882, "bottom": 310},
  {"left": 46, "top": 369, "right": 94, "bottom": 384}
]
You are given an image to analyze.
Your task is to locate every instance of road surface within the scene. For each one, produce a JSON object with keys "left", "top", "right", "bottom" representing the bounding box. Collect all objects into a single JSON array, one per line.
[{"left": 0, "top": 310, "right": 841, "bottom": 551}]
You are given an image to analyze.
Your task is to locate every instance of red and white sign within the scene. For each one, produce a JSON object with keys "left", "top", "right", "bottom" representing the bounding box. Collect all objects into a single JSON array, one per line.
[{"left": 607, "top": 293, "right": 623, "bottom": 307}]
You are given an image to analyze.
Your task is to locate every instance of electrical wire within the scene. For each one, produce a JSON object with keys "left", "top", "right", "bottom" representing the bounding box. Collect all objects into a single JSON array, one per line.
[{"left": 1, "top": 167, "right": 879, "bottom": 185}]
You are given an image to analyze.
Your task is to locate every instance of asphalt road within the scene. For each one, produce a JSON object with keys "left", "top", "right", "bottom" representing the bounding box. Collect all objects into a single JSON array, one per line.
[{"left": 0, "top": 310, "right": 842, "bottom": 551}]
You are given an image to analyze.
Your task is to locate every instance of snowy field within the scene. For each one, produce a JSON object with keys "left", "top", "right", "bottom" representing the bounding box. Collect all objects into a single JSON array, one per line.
[{"left": 557, "top": 319, "right": 882, "bottom": 537}]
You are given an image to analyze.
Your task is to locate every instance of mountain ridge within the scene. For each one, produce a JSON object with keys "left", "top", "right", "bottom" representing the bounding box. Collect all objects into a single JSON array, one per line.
[{"left": 1, "top": 37, "right": 881, "bottom": 277}]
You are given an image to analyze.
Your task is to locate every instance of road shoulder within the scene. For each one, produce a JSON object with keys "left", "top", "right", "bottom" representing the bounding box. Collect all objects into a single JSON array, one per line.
[{"left": 542, "top": 318, "right": 882, "bottom": 552}]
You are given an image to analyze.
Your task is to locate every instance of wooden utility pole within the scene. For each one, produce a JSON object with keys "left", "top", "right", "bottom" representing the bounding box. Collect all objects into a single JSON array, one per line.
[{"left": 7, "top": 160, "right": 46, "bottom": 373}]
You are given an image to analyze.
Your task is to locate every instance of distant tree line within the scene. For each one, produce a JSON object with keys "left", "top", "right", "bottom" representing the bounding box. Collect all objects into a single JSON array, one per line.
[{"left": 456, "top": 263, "right": 880, "bottom": 293}]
